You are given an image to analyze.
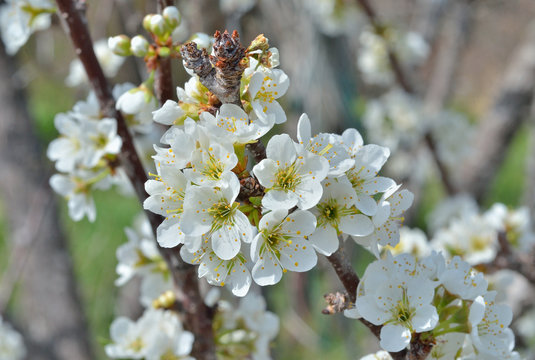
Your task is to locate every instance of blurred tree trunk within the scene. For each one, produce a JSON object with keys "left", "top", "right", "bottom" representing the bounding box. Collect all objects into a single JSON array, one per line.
[{"left": 0, "top": 45, "right": 94, "bottom": 360}]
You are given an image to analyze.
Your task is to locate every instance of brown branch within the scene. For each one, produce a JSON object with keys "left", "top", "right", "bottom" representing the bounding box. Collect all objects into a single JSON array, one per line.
[
  {"left": 54, "top": 1, "right": 216, "bottom": 358},
  {"left": 459, "top": 21, "right": 535, "bottom": 201},
  {"left": 476, "top": 231, "right": 535, "bottom": 287},
  {"left": 181, "top": 30, "right": 245, "bottom": 106},
  {"left": 325, "top": 248, "right": 414, "bottom": 360},
  {"left": 155, "top": 0, "right": 175, "bottom": 104}
]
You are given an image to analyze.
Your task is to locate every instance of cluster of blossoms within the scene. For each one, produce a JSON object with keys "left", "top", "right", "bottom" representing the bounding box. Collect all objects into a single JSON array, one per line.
[
  {"left": 34, "top": 0, "right": 530, "bottom": 358},
  {"left": 349, "top": 251, "right": 519, "bottom": 358},
  {"left": 357, "top": 28, "right": 429, "bottom": 87},
  {"left": 429, "top": 201, "right": 535, "bottom": 265},
  {"left": 0, "top": 316, "right": 26, "bottom": 360},
  {"left": 110, "top": 214, "right": 280, "bottom": 359},
  {"left": 139, "top": 30, "right": 414, "bottom": 297},
  {"left": 362, "top": 88, "right": 474, "bottom": 179},
  {"left": 47, "top": 88, "right": 126, "bottom": 222},
  {"left": 0, "top": 0, "right": 55, "bottom": 55}
]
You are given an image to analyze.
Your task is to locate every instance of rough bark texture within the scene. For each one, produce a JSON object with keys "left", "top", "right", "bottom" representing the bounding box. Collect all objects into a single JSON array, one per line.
[
  {"left": 181, "top": 30, "right": 246, "bottom": 106},
  {"left": 0, "top": 44, "right": 94, "bottom": 360},
  {"left": 459, "top": 22, "right": 535, "bottom": 201},
  {"left": 54, "top": 1, "right": 216, "bottom": 358}
]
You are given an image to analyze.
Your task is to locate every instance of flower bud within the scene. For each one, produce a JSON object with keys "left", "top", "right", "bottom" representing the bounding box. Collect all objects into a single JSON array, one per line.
[
  {"left": 142, "top": 14, "right": 153, "bottom": 32},
  {"left": 248, "top": 34, "right": 269, "bottom": 53},
  {"left": 130, "top": 35, "right": 149, "bottom": 57},
  {"left": 162, "top": 6, "right": 181, "bottom": 28},
  {"left": 158, "top": 46, "right": 171, "bottom": 58},
  {"left": 108, "top": 35, "right": 131, "bottom": 56},
  {"left": 150, "top": 14, "right": 166, "bottom": 37}
]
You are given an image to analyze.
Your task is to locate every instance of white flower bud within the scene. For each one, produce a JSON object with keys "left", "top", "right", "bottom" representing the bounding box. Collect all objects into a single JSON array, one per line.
[
  {"left": 162, "top": 6, "right": 181, "bottom": 28},
  {"left": 150, "top": 14, "right": 166, "bottom": 37},
  {"left": 108, "top": 35, "right": 131, "bottom": 56},
  {"left": 130, "top": 35, "right": 149, "bottom": 57}
]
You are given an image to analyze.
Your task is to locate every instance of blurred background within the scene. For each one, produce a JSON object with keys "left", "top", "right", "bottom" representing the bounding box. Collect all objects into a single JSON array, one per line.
[{"left": 1, "top": 0, "right": 535, "bottom": 359}]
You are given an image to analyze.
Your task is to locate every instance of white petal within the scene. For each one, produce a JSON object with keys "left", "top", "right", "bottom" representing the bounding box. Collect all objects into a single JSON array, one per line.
[
  {"left": 339, "top": 214, "right": 374, "bottom": 236},
  {"left": 308, "top": 225, "right": 339, "bottom": 256},
  {"left": 412, "top": 304, "right": 438, "bottom": 332},
  {"left": 265, "top": 134, "right": 296, "bottom": 165},
  {"left": 380, "top": 324, "right": 411, "bottom": 352},
  {"left": 252, "top": 256, "right": 283, "bottom": 286},
  {"left": 211, "top": 225, "right": 242, "bottom": 260},
  {"left": 297, "top": 113, "right": 311, "bottom": 144}
]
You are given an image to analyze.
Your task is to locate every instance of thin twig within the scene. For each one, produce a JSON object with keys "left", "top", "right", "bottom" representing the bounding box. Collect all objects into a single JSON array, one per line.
[
  {"left": 54, "top": 1, "right": 216, "bottom": 358},
  {"left": 155, "top": 0, "right": 175, "bottom": 104},
  {"left": 325, "top": 248, "right": 411, "bottom": 360}
]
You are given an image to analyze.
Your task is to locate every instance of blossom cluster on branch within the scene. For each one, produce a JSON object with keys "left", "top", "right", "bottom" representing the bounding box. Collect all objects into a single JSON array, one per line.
[{"left": 2, "top": 0, "right": 533, "bottom": 359}]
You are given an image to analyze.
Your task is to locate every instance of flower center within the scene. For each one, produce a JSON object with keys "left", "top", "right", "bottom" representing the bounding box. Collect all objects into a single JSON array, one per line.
[
  {"left": 128, "top": 337, "right": 145, "bottom": 352},
  {"left": 274, "top": 164, "right": 301, "bottom": 192},
  {"left": 209, "top": 201, "right": 238, "bottom": 231}
]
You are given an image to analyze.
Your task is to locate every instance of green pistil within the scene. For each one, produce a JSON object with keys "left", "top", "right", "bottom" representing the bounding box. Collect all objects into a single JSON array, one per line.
[
  {"left": 259, "top": 231, "right": 292, "bottom": 259},
  {"left": 201, "top": 152, "right": 226, "bottom": 181},
  {"left": 209, "top": 201, "right": 238, "bottom": 232},
  {"left": 273, "top": 164, "right": 301, "bottom": 192}
]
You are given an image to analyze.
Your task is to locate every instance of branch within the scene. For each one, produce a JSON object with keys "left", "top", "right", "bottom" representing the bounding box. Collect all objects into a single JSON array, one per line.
[
  {"left": 476, "top": 232, "right": 535, "bottom": 287},
  {"left": 181, "top": 30, "right": 246, "bottom": 106},
  {"left": 459, "top": 21, "right": 535, "bottom": 201},
  {"left": 155, "top": 0, "right": 175, "bottom": 104},
  {"left": 325, "top": 248, "right": 416, "bottom": 360},
  {"left": 354, "top": 0, "right": 457, "bottom": 196},
  {"left": 54, "top": 1, "right": 216, "bottom": 358}
]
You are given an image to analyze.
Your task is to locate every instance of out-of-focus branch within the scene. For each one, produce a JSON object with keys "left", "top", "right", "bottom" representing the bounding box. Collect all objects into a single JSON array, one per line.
[
  {"left": 0, "top": 43, "right": 94, "bottom": 360},
  {"left": 476, "top": 232, "right": 535, "bottom": 287},
  {"left": 424, "top": 0, "right": 474, "bottom": 111},
  {"left": 54, "top": 1, "right": 216, "bottom": 358},
  {"left": 354, "top": 0, "right": 457, "bottom": 197},
  {"left": 459, "top": 22, "right": 535, "bottom": 201}
]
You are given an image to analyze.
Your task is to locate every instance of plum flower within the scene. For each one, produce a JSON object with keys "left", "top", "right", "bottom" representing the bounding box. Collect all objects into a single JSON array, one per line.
[
  {"left": 253, "top": 134, "right": 329, "bottom": 211},
  {"left": 250, "top": 209, "right": 317, "bottom": 286}
]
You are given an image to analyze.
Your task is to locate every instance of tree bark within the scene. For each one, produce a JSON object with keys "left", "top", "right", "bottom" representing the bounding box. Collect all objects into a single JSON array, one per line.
[{"left": 0, "top": 45, "right": 94, "bottom": 360}]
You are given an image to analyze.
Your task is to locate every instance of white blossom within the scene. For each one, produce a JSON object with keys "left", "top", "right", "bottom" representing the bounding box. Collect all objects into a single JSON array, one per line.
[
  {"left": 253, "top": 134, "right": 329, "bottom": 211},
  {"left": 246, "top": 64, "right": 290, "bottom": 124},
  {"left": 116, "top": 83, "right": 159, "bottom": 134},
  {"left": 200, "top": 103, "right": 273, "bottom": 144},
  {"left": 66, "top": 39, "right": 125, "bottom": 87},
  {"left": 180, "top": 176, "right": 253, "bottom": 260},
  {"left": 105, "top": 309, "right": 194, "bottom": 360},
  {"left": 0, "top": 316, "right": 26, "bottom": 360},
  {"left": 439, "top": 256, "right": 488, "bottom": 300},
  {"left": 297, "top": 114, "right": 354, "bottom": 176},
  {"left": 180, "top": 239, "right": 252, "bottom": 297},
  {"left": 0, "top": 0, "right": 53, "bottom": 55},
  {"left": 356, "top": 185, "right": 414, "bottom": 257},
  {"left": 250, "top": 209, "right": 317, "bottom": 286},
  {"left": 355, "top": 253, "right": 438, "bottom": 352},
  {"left": 308, "top": 177, "right": 374, "bottom": 256},
  {"left": 469, "top": 292, "right": 517, "bottom": 360},
  {"left": 143, "top": 164, "right": 200, "bottom": 250}
]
